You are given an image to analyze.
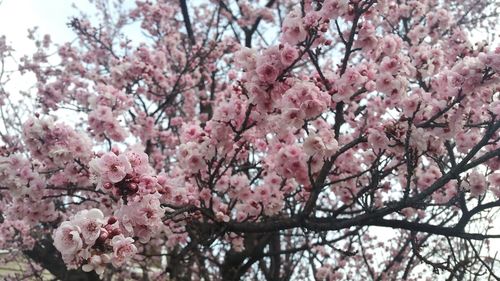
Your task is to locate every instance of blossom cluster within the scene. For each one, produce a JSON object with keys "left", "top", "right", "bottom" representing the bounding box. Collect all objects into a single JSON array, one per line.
[
  {"left": 53, "top": 209, "right": 137, "bottom": 274},
  {"left": 89, "top": 149, "right": 152, "bottom": 196},
  {"left": 22, "top": 116, "right": 92, "bottom": 167}
]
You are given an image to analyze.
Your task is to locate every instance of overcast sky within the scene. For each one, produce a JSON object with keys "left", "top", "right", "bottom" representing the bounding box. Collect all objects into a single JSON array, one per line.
[
  {"left": 0, "top": 0, "right": 91, "bottom": 99},
  {"left": 0, "top": 0, "right": 83, "bottom": 53}
]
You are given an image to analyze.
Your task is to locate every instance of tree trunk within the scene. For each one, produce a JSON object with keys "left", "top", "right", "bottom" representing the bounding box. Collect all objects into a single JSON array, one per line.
[{"left": 24, "top": 238, "right": 101, "bottom": 281}]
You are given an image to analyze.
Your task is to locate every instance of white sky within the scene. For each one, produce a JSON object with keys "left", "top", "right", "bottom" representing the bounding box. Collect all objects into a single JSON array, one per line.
[{"left": 0, "top": 0, "right": 82, "bottom": 53}]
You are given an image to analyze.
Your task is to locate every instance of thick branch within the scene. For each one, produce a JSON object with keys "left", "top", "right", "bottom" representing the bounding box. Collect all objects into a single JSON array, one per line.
[{"left": 180, "top": 0, "right": 196, "bottom": 45}]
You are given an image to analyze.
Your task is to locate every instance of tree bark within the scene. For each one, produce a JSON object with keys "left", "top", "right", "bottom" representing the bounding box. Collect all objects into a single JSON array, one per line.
[{"left": 24, "top": 238, "right": 101, "bottom": 281}]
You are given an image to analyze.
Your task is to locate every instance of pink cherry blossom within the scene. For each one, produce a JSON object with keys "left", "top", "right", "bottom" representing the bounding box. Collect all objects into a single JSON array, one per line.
[
  {"left": 468, "top": 170, "right": 487, "bottom": 197},
  {"left": 73, "top": 209, "right": 105, "bottom": 245},
  {"left": 53, "top": 222, "right": 83, "bottom": 256},
  {"left": 111, "top": 235, "right": 137, "bottom": 266},
  {"left": 280, "top": 44, "right": 299, "bottom": 65},
  {"left": 281, "top": 9, "right": 307, "bottom": 45},
  {"left": 90, "top": 152, "right": 132, "bottom": 183}
]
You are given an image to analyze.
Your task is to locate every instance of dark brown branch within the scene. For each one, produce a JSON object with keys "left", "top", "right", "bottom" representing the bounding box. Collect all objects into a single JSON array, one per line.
[
  {"left": 180, "top": 0, "right": 196, "bottom": 45},
  {"left": 24, "top": 239, "right": 101, "bottom": 281}
]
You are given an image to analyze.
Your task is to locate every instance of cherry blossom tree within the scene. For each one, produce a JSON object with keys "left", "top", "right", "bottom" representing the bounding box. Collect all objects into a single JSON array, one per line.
[{"left": 1, "top": 0, "right": 500, "bottom": 280}]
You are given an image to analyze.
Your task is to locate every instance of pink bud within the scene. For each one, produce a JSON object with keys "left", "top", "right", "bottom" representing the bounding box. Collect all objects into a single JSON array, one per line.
[
  {"left": 98, "top": 231, "right": 109, "bottom": 242},
  {"left": 110, "top": 228, "right": 121, "bottom": 236},
  {"left": 107, "top": 216, "right": 117, "bottom": 225},
  {"left": 128, "top": 183, "right": 138, "bottom": 192}
]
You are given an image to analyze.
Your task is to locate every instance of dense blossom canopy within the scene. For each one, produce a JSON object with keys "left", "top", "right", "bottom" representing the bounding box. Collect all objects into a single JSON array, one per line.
[{"left": 0, "top": 0, "right": 499, "bottom": 280}]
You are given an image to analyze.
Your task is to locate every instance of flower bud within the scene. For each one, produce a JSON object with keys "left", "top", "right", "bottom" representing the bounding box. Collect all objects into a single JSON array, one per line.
[
  {"left": 110, "top": 228, "right": 122, "bottom": 237},
  {"left": 107, "top": 216, "right": 117, "bottom": 225},
  {"left": 128, "top": 183, "right": 138, "bottom": 192},
  {"left": 98, "top": 230, "right": 109, "bottom": 242}
]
